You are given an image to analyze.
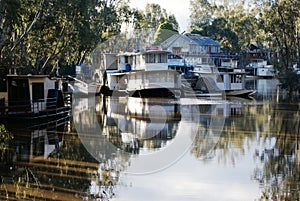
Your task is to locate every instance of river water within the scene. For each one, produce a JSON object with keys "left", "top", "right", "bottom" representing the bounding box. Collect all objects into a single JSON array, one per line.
[{"left": 1, "top": 78, "right": 299, "bottom": 201}]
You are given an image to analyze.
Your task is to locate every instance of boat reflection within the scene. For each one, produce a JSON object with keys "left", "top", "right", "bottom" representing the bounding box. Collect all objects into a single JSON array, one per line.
[
  {"left": 101, "top": 97, "right": 181, "bottom": 153},
  {"left": 2, "top": 117, "right": 67, "bottom": 164},
  {"left": 71, "top": 91, "right": 300, "bottom": 200},
  {"left": 93, "top": 95, "right": 251, "bottom": 162},
  {"left": 246, "top": 78, "right": 280, "bottom": 101}
]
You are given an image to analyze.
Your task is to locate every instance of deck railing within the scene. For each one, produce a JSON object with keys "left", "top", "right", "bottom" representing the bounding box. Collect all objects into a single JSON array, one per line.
[{"left": 0, "top": 97, "right": 61, "bottom": 116}]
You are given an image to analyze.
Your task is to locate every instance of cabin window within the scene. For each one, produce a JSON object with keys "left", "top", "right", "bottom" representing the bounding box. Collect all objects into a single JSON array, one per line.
[
  {"left": 146, "top": 54, "right": 155, "bottom": 63},
  {"left": 32, "top": 83, "right": 44, "bottom": 102},
  {"left": 231, "top": 75, "right": 235, "bottom": 83},
  {"left": 136, "top": 56, "right": 140, "bottom": 67},
  {"left": 158, "top": 54, "right": 167, "bottom": 63},
  {"left": 133, "top": 55, "right": 136, "bottom": 66}
]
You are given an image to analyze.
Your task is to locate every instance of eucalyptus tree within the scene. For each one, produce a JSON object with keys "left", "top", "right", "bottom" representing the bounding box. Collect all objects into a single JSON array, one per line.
[
  {"left": 136, "top": 3, "right": 178, "bottom": 31},
  {"left": 0, "top": 0, "right": 127, "bottom": 75},
  {"left": 189, "top": 0, "right": 214, "bottom": 29},
  {"left": 143, "top": 3, "right": 168, "bottom": 29},
  {"left": 0, "top": 0, "right": 23, "bottom": 67},
  {"left": 191, "top": 18, "right": 239, "bottom": 53},
  {"left": 189, "top": 0, "right": 260, "bottom": 54},
  {"left": 260, "top": 0, "right": 300, "bottom": 70}
]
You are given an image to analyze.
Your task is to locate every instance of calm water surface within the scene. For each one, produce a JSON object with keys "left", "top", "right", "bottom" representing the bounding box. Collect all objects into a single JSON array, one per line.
[{"left": 1, "top": 78, "right": 299, "bottom": 201}]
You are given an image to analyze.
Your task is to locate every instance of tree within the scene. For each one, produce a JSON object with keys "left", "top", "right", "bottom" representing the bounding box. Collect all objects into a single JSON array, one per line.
[
  {"left": 189, "top": 0, "right": 261, "bottom": 54},
  {"left": 135, "top": 3, "right": 178, "bottom": 31},
  {"left": 143, "top": 3, "right": 168, "bottom": 29},
  {"left": 192, "top": 18, "right": 239, "bottom": 53},
  {"left": 153, "top": 21, "right": 178, "bottom": 45},
  {"left": 189, "top": 0, "right": 214, "bottom": 29},
  {"left": 260, "top": 0, "right": 300, "bottom": 71},
  {"left": 0, "top": 0, "right": 126, "bottom": 75}
]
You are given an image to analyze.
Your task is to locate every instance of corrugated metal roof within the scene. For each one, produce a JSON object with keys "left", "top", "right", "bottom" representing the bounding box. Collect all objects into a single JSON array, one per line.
[{"left": 185, "top": 34, "right": 220, "bottom": 46}]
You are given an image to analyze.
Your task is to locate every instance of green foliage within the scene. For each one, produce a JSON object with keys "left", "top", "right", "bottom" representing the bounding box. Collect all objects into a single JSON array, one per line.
[
  {"left": 134, "top": 3, "right": 179, "bottom": 31},
  {"left": 189, "top": 0, "right": 261, "bottom": 53},
  {"left": 279, "top": 70, "right": 300, "bottom": 95},
  {"left": 260, "top": 0, "right": 300, "bottom": 70},
  {"left": 0, "top": 1, "right": 179, "bottom": 74},
  {"left": 192, "top": 18, "right": 239, "bottom": 53},
  {"left": 0, "top": 0, "right": 126, "bottom": 75},
  {"left": 189, "top": 0, "right": 214, "bottom": 28},
  {"left": 189, "top": 0, "right": 300, "bottom": 73},
  {"left": 153, "top": 21, "right": 178, "bottom": 45}
]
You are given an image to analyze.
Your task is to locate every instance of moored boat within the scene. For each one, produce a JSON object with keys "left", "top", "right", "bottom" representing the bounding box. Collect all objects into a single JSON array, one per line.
[
  {"left": 0, "top": 74, "right": 70, "bottom": 123},
  {"left": 245, "top": 59, "right": 276, "bottom": 78},
  {"left": 97, "top": 50, "right": 181, "bottom": 98},
  {"left": 191, "top": 65, "right": 256, "bottom": 97}
]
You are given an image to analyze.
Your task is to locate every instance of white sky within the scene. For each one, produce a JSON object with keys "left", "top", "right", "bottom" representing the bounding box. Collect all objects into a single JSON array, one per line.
[{"left": 129, "top": 0, "right": 190, "bottom": 32}]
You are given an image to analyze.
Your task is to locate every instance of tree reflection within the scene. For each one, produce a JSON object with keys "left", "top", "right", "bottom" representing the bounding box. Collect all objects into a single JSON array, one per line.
[
  {"left": 190, "top": 97, "right": 300, "bottom": 200},
  {"left": 0, "top": 124, "right": 13, "bottom": 162},
  {"left": 253, "top": 103, "right": 300, "bottom": 200},
  {"left": 0, "top": 118, "right": 120, "bottom": 200}
]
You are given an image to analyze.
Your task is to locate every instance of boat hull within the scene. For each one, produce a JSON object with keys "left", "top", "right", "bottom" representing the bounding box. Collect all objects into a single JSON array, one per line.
[
  {"left": 128, "top": 88, "right": 181, "bottom": 98},
  {"left": 0, "top": 106, "right": 70, "bottom": 123},
  {"left": 225, "top": 89, "right": 256, "bottom": 97}
]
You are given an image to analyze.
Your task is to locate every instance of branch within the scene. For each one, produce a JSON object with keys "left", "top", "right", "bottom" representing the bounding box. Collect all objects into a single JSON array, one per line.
[
  {"left": 10, "top": 0, "right": 45, "bottom": 52},
  {"left": 40, "top": 22, "right": 67, "bottom": 74}
]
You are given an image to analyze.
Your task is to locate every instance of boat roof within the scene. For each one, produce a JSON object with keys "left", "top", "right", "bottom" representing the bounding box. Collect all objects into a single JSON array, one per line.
[
  {"left": 6, "top": 74, "right": 63, "bottom": 81},
  {"left": 117, "top": 50, "right": 170, "bottom": 56},
  {"left": 6, "top": 74, "right": 50, "bottom": 78},
  {"left": 196, "top": 71, "right": 246, "bottom": 75}
]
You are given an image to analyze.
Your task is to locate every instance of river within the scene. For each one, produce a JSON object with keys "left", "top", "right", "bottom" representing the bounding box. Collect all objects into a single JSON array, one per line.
[{"left": 0, "top": 78, "right": 299, "bottom": 201}]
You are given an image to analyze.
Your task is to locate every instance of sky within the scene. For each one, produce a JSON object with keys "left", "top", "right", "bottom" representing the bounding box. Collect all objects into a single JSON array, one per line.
[{"left": 129, "top": 0, "right": 190, "bottom": 32}]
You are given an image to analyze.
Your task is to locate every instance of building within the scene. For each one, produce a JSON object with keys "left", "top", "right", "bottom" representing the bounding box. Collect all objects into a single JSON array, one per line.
[
  {"left": 160, "top": 33, "right": 226, "bottom": 67},
  {"left": 246, "top": 42, "right": 272, "bottom": 62}
]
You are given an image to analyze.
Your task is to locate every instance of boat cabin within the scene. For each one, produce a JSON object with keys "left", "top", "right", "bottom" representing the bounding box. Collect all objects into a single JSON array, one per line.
[
  {"left": 100, "top": 50, "right": 181, "bottom": 97},
  {"left": 0, "top": 75, "right": 65, "bottom": 116},
  {"left": 245, "top": 59, "right": 275, "bottom": 77},
  {"left": 99, "top": 50, "right": 169, "bottom": 72},
  {"left": 194, "top": 66, "right": 246, "bottom": 91},
  {"left": 246, "top": 59, "right": 268, "bottom": 68},
  {"left": 117, "top": 50, "right": 169, "bottom": 72},
  {"left": 220, "top": 58, "right": 238, "bottom": 68}
]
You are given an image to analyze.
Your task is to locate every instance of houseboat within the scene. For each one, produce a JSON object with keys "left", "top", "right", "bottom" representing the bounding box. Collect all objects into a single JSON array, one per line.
[
  {"left": 0, "top": 74, "right": 70, "bottom": 122},
  {"left": 191, "top": 64, "right": 256, "bottom": 97},
  {"left": 245, "top": 59, "right": 276, "bottom": 78},
  {"left": 98, "top": 50, "right": 181, "bottom": 98}
]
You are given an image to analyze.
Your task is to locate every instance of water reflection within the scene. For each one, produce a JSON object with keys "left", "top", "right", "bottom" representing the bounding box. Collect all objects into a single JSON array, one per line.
[
  {"left": 253, "top": 102, "right": 300, "bottom": 200},
  {"left": 99, "top": 97, "right": 181, "bottom": 153},
  {"left": 1, "top": 78, "right": 300, "bottom": 200},
  {"left": 246, "top": 78, "right": 280, "bottom": 101}
]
